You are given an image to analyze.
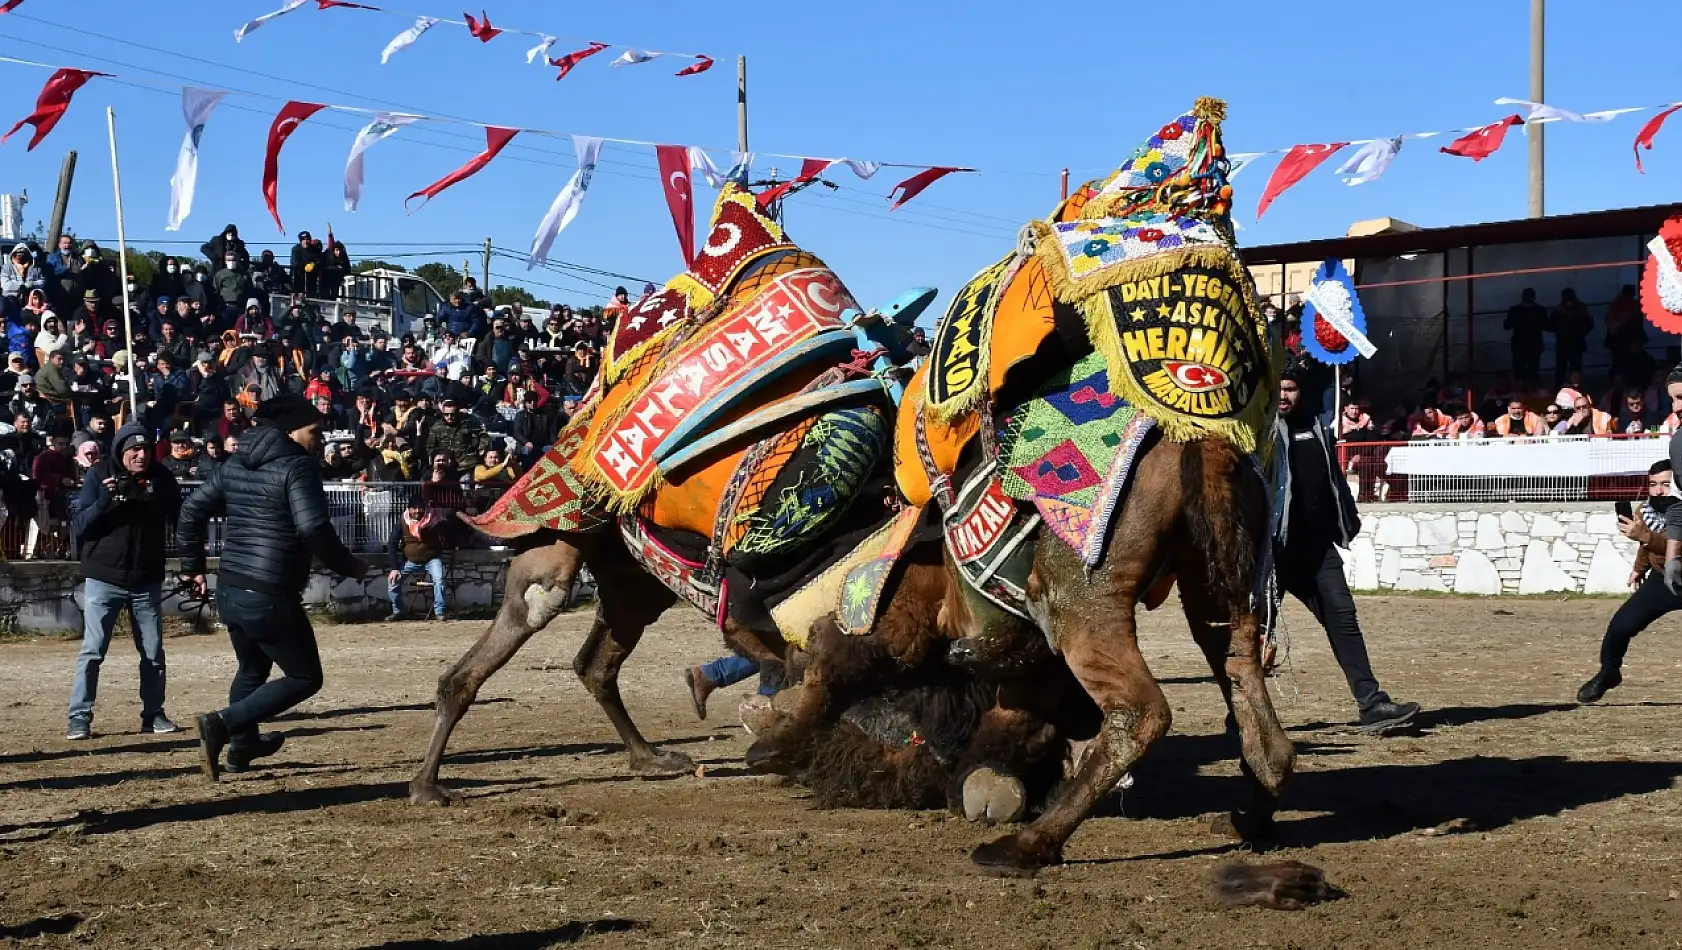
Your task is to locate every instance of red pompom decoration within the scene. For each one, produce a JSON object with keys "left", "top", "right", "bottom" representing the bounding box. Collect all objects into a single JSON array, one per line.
[{"left": 1314, "top": 317, "right": 1349, "bottom": 353}]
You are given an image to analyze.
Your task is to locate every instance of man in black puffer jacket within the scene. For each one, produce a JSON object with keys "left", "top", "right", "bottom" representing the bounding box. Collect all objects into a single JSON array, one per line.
[{"left": 178, "top": 392, "right": 368, "bottom": 781}]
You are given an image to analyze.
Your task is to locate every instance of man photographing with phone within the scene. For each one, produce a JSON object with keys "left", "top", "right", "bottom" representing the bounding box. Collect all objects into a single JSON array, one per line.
[{"left": 177, "top": 392, "right": 369, "bottom": 780}]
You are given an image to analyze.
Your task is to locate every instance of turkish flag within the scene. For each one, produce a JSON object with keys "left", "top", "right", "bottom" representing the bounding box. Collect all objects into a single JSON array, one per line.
[
  {"left": 1635, "top": 104, "right": 1682, "bottom": 174},
  {"left": 0, "top": 0, "right": 28, "bottom": 12},
  {"left": 262, "top": 100, "right": 326, "bottom": 232},
  {"left": 888, "top": 166, "right": 962, "bottom": 211},
  {"left": 675, "top": 55, "right": 714, "bottom": 77},
  {"left": 2, "top": 69, "right": 108, "bottom": 151},
  {"left": 756, "top": 158, "right": 835, "bottom": 209},
  {"left": 463, "top": 9, "right": 500, "bottom": 42},
  {"left": 550, "top": 41, "right": 608, "bottom": 80},
  {"left": 1255, "top": 143, "right": 1348, "bottom": 219},
  {"left": 1438, "top": 115, "right": 1523, "bottom": 162},
  {"left": 407, "top": 126, "right": 518, "bottom": 211},
  {"left": 655, "top": 145, "right": 696, "bottom": 267}
]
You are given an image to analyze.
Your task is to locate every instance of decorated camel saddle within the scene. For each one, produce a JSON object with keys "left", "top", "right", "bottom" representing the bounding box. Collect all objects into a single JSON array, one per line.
[
  {"left": 882, "top": 98, "right": 1276, "bottom": 628},
  {"left": 467, "top": 183, "right": 935, "bottom": 644}
]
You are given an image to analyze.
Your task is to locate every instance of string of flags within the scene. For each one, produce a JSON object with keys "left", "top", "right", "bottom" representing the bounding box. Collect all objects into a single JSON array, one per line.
[{"left": 229, "top": 0, "right": 717, "bottom": 80}]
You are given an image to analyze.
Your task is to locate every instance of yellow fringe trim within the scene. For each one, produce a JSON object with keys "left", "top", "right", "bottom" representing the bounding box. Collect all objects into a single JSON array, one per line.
[
  {"left": 1030, "top": 222, "right": 1237, "bottom": 307},
  {"left": 924, "top": 251, "right": 1017, "bottom": 425},
  {"left": 603, "top": 317, "right": 692, "bottom": 386}
]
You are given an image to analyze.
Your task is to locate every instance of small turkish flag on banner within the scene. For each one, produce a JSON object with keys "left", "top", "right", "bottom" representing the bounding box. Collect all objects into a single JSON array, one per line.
[
  {"left": 262, "top": 100, "right": 326, "bottom": 232},
  {"left": 407, "top": 126, "right": 518, "bottom": 211},
  {"left": 1635, "top": 104, "right": 1682, "bottom": 174},
  {"left": 889, "top": 166, "right": 962, "bottom": 211},
  {"left": 756, "top": 158, "right": 835, "bottom": 209},
  {"left": 463, "top": 9, "right": 500, "bottom": 42},
  {"left": 1255, "top": 142, "right": 1348, "bottom": 219},
  {"left": 675, "top": 55, "right": 714, "bottom": 77},
  {"left": 550, "top": 42, "right": 609, "bottom": 80},
  {"left": 2, "top": 68, "right": 107, "bottom": 151},
  {"left": 1439, "top": 115, "right": 1523, "bottom": 162},
  {"left": 655, "top": 145, "right": 696, "bottom": 267}
]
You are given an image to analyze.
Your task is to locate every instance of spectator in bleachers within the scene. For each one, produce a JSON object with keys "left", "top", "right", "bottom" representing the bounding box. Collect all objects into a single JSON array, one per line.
[
  {"left": 474, "top": 317, "right": 520, "bottom": 376},
  {"left": 603, "top": 286, "right": 631, "bottom": 326},
  {"left": 510, "top": 388, "right": 555, "bottom": 470},
  {"left": 1618, "top": 390, "right": 1661, "bottom": 435},
  {"left": 313, "top": 392, "right": 346, "bottom": 431},
  {"left": 324, "top": 242, "right": 351, "bottom": 298},
  {"left": 73, "top": 438, "right": 101, "bottom": 481},
  {"left": 562, "top": 341, "right": 597, "bottom": 398},
  {"left": 424, "top": 396, "right": 486, "bottom": 473},
  {"left": 1558, "top": 390, "right": 1614, "bottom": 435},
  {"left": 34, "top": 314, "right": 68, "bottom": 365},
  {"left": 3, "top": 245, "right": 45, "bottom": 301},
  {"left": 1505, "top": 288, "right": 1548, "bottom": 387},
  {"left": 1446, "top": 408, "right": 1485, "bottom": 440},
  {"left": 29, "top": 433, "right": 76, "bottom": 559},
  {"left": 208, "top": 399, "right": 250, "bottom": 445},
  {"left": 429, "top": 328, "right": 471, "bottom": 380},
  {"left": 1, "top": 351, "right": 24, "bottom": 392},
  {"left": 290, "top": 230, "right": 322, "bottom": 297},
  {"left": 437, "top": 291, "right": 480, "bottom": 339},
  {"left": 365, "top": 332, "right": 395, "bottom": 375},
  {"left": 8, "top": 375, "right": 53, "bottom": 433},
  {"left": 1410, "top": 405, "right": 1453, "bottom": 440},
  {"left": 321, "top": 438, "right": 359, "bottom": 480},
  {"left": 235, "top": 299, "right": 274, "bottom": 339},
  {"left": 252, "top": 249, "right": 289, "bottom": 298},
  {"left": 394, "top": 340, "right": 430, "bottom": 373},
  {"left": 425, "top": 451, "right": 461, "bottom": 495},
  {"left": 35, "top": 348, "right": 74, "bottom": 416},
  {"left": 155, "top": 319, "right": 192, "bottom": 370},
  {"left": 71, "top": 414, "right": 112, "bottom": 455},
  {"left": 328, "top": 307, "right": 365, "bottom": 344},
  {"left": 472, "top": 445, "right": 513, "bottom": 491},
  {"left": 201, "top": 224, "right": 251, "bottom": 275},
  {"left": 1492, "top": 398, "right": 1544, "bottom": 437},
  {"left": 148, "top": 257, "right": 186, "bottom": 307},
  {"left": 386, "top": 495, "right": 450, "bottom": 622},
  {"left": 1336, "top": 402, "right": 1373, "bottom": 441},
  {"left": 161, "top": 430, "right": 202, "bottom": 481},
  {"left": 336, "top": 337, "right": 369, "bottom": 390},
  {"left": 183, "top": 270, "right": 216, "bottom": 327},
  {"left": 242, "top": 347, "right": 284, "bottom": 402}
]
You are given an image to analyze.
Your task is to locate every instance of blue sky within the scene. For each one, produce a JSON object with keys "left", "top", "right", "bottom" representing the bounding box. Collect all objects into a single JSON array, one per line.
[{"left": 1, "top": 0, "right": 1679, "bottom": 318}]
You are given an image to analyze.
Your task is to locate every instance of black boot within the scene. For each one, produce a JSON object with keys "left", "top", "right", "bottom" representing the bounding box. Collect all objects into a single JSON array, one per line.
[
  {"left": 1576, "top": 669, "right": 1623, "bottom": 704},
  {"left": 196, "top": 712, "right": 229, "bottom": 782},
  {"left": 1358, "top": 699, "right": 1421, "bottom": 734},
  {"left": 226, "top": 734, "right": 286, "bottom": 773}
]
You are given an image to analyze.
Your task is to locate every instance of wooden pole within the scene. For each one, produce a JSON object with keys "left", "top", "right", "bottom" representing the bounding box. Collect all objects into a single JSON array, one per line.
[
  {"left": 736, "top": 56, "right": 749, "bottom": 153},
  {"left": 105, "top": 109, "right": 140, "bottom": 420},
  {"left": 1527, "top": 0, "right": 1545, "bottom": 218},
  {"left": 1060, "top": 167, "right": 1069, "bottom": 201},
  {"left": 46, "top": 150, "right": 77, "bottom": 253},
  {"left": 481, "top": 237, "right": 491, "bottom": 291}
]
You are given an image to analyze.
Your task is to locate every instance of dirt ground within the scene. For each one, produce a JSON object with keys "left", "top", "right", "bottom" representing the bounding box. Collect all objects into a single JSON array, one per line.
[{"left": 2, "top": 595, "right": 1681, "bottom": 950}]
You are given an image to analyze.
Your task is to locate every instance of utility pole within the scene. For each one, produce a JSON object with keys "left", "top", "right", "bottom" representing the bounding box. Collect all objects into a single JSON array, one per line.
[
  {"left": 481, "top": 237, "right": 491, "bottom": 291},
  {"left": 1060, "top": 168, "right": 1069, "bottom": 202},
  {"left": 736, "top": 56, "right": 749, "bottom": 153},
  {"left": 1527, "top": 0, "right": 1545, "bottom": 218},
  {"left": 46, "top": 150, "right": 77, "bottom": 251}
]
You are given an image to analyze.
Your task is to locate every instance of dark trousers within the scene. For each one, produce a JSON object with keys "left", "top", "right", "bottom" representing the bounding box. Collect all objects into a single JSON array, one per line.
[
  {"left": 1599, "top": 572, "right": 1682, "bottom": 670},
  {"left": 1512, "top": 347, "right": 1541, "bottom": 387},
  {"left": 1276, "top": 538, "right": 1384, "bottom": 710},
  {"left": 217, "top": 586, "right": 324, "bottom": 748},
  {"left": 1554, "top": 346, "right": 1585, "bottom": 386}
]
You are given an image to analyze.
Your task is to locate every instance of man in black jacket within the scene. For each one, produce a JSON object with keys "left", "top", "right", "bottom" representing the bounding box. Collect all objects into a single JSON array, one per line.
[
  {"left": 64, "top": 424, "right": 183, "bottom": 739},
  {"left": 178, "top": 392, "right": 368, "bottom": 780},
  {"left": 1274, "top": 369, "right": 1420, "bottom": 733}
]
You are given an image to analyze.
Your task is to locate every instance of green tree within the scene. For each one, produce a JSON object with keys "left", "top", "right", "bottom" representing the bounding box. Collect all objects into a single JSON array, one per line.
[
  {"left": 121, "top": 248, "right": 156, "bottom": 290},
  {"left": 413, "top": 262, "right": 463, "bottom": 299},
  {"left": 354, "top": 259, "right": 408, "bottom": 274},
  {"left": 489, "top": 283, "right": 549, "bottom": 310}
]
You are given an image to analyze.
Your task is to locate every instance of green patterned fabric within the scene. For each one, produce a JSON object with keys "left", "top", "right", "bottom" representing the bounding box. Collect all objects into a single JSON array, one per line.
[{"left": 734, "top": 405, "right": 887, "bottom": 557}]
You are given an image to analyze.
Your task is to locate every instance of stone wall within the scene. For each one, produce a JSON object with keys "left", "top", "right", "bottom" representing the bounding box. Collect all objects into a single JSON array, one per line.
[
  {"left": 0, "top": 550, "right": 514, "bottom": 635},
  {"left": 1342, "top": 503, "right": 1640, "bottom": 595}
]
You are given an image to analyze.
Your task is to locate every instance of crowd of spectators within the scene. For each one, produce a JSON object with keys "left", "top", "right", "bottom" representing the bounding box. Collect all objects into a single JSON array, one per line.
[{"left": 0, "top": 222, "right": 634, "bottom": 559}]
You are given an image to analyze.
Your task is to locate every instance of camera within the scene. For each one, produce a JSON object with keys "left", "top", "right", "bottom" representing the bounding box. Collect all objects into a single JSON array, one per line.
[{"left": 113, "top": 474, "right": 152, "bottom": 503}]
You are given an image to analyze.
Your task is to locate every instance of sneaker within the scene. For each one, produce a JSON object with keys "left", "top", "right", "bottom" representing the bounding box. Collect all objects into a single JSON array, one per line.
[
  {"left": 430, "top": 611, "right": 448, "bottom": 623},
  {"left": 226, "top": 734, "right": 286, "bottom": 774},
  {"left": 65, "top": 719, "right": 91, "bottom": 741},
  {"left": 684, "top": 666, "right": 716, "bottom": 720},
  {"left": 385, "top": 611, "right": 403, "bottom": 622},
  {"left": 1576, "top": 668, "right": 1623, "bottom": 704},
  {"left": 196, "top": 712, "right": 229, "bottom": 782},
  {"left": 141, "top": 713, "right": 184, "bottom": 735},
  {"left": 1358, "top": 699, "right": 1421, "bottom": 734}
]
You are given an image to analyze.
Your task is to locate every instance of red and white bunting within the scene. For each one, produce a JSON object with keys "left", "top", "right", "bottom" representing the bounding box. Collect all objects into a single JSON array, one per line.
[
  {"left": 1, "top": 68, "right": 108, "bottom": 152},
  {"left": 1255, "top": 143, "right": 1347, "bottom": 219},
  {"left": 0, "top": 0, "right": 29, "bottom": 12},
  {"left": 1439, "top": 115, "right": 1522, "bottom": 162},
  {"left": 1636, "top": 105, "right": 1682, "bottom": 174},
  {"left": 407, "top": 126, "right": 518, "bottom": 211},
  {"left": 380, "top": 16, "right": 438, "bottom": 64},
  {"left": 550, "top": 42, "right": 609, "bottom": 81},
  {"left": 655, "top": 145, "right": 696, "bottom": 267},
  {"left": 262, "top": 100, "right": 326, "bottom": 231},
  {"left": 888, "top": 166, "right": 961, "bottom": 211},
  {"left": 463, "top": 9, "right": 500, "bottom": 42}
]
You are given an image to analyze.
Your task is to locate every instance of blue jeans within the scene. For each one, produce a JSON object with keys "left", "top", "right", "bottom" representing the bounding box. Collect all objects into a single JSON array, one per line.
[
  {"left": 388, "top": 558, "right": 446, "bottom": 617},
  {"left": 700, "top": 654, "right": 777, "bottom": 697},
  {"left": 68, "top": 579, "right": 166, "bottom": 724}
]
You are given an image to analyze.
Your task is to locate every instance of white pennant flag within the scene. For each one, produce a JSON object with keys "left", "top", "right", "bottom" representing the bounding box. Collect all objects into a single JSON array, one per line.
[
  {"left": 345, "top": 113, "right": 423, "bottom": 211},
  {"left": 840, "top": 159, "right": 881, "bottom": 180},
  {"left": 1495, "top": 97, "right": 1616, "bottom": 125},
  {"left": 529, "top": 136, "right": 604, "bottom": 268},
  {"left": 526, "top": 35, "right": 557, "bottom": 64},
  {"left": 728, "top": 150, "right": 754, "bottom": 183},
  {"left": 234, "top": 0, "right": 308, "bottom": 42},
  {"left": 611, "top": 49, "right": 662, "bottom": 66},
  {"left": 687, "top": 147, "right": 726, "bottom": 188},
  {"left": 166, "top": 88, "right": 227, "bottom": 232},
  {"left": 1227, "top": 151, "right": 1263, "bottom": 179},
  {"left": 381, "top": 17, "right": 439, "bottom": 64},
  {"left": 1335, "top": 136, "right": 1404, "bottom": 186}
]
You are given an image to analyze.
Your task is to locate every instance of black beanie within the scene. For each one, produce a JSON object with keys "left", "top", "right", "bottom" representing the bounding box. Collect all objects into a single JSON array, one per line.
[{"left": 256, "top": 392, "right": 322, "bottom": 433}]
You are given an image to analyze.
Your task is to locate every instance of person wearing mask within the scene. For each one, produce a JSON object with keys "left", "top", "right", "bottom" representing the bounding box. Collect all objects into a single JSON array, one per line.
[
  {"left": 252, "top": 248, "right": 290, "bottom": 298},
  {"left": 122, "top": 270, "right": 150, "bottom": 318},
  {"left": 213, "top": 254, "right": 256, "bottom": 321},
  {"left": 429, "top": 329, "right": 471, "bottom": 380},
  {"left": 1579, "top": 458, "right": 1681, "bottom": 702},
  {"left": 78, "top": 243, "right": 117, "bottom": 305},
  {"left": 201, "top": 224, "right": 250, "bottom": 274},
  {"left": 1273, "top": 368, "right": 1421, "bottom": 733},
  {"left": 184, "top": 264, "right": 217, "bottom": 317},
  {"left": 64, "top": 423, "right": 184, "bottom": 739},
  {"left": 148, "top": 256, "right": 187, "bottom": 307},
  {"left": 3, "top": 244, "right": 46, "bottom": 303},
  {"left": 178, "top": 392, "right": 369, "bottom": 780},
  {"left": 385, "top": 497, "right": 451, "bottom": 622}
]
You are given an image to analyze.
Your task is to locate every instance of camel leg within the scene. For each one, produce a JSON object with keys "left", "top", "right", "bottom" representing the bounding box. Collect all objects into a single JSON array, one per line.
[
  {"left": 410, "top": 539, "right": 584, "bottom": 805},
  {"left": 572, "top": 538, "right": 688, "bottom": 773}
]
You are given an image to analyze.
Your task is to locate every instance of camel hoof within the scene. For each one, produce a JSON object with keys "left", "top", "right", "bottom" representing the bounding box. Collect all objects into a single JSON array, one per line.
[
  {"left": 1211, "top": 860, "right": 1339, "bottom": 910},
  {"left": 408, "top": 782, "right": 455, "bottom": 807},
  {"left": 970, "top": 832, "right": 1062, "bottom": 877},
  {"left": 961, "top": 767, "right": 1027, "bottom": 825},
  {"left": 1210, "top": 809, "right": 1277, "bottom": 843},
  {"left": 629, "top": 748, "right": 694, "bottom": 774},
  {"left": 744, "top": 739, "right": 799, "bottom": 776}
]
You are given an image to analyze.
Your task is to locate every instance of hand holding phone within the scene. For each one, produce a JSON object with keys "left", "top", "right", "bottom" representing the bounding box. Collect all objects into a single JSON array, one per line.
[{"left": 1616, "top": 500, "right": 1635, "bottom": 520}]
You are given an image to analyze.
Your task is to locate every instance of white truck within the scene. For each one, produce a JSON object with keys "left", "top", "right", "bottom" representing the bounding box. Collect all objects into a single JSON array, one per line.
[{"left": 269, "top": 267, "right": 446, "bottom": 339}]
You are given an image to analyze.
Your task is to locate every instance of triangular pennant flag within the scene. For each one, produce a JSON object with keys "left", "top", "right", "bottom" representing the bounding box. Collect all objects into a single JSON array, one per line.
[
  {"left": 261, "top": 100, "right": 326, "bottom": 232},
  {"left": 1636, "top": 104, "right": 1682, "bottom": 174},
  {"left": 1494, "top": 98, "right": 1615, "bottom": 124},
  {"left": 675, "top": 55, "right": 713, "bottom": 76},
  {"left": 235, "top": 0, "right": 307, "bottom": 41},
  {"left": 463, "top": 9, "right": 500, "bottom": 42},
  {"left": 841, "top": 159, "right": 881, "bottom": 180},
  {"left": 612, "top": 49, "right": 661, "bottom": 66},
  {"left": 381, "top": 16, "right": 438, "bottom": 64},
  {"left": 406, "top": 126, "right": 518, "bottom": 211},
  {"left": 2, "top": 68, "right": 108, "bottom": 151},
  {"left": 1335, "top": 136, "right": 1403, "bottom": 186},
  {"left": 345, "top": 112, "right": 422, "bottom": 211},
  {"left": 529, "top": 136, "right": 603, "bottom": 267},
  {"left": 167, "top": 87, "right": 227, "bottom": 231},
  {"left": 1256, "top": 142, "right": 1348, "bottom": 218},
  {"left": 525, "top": 35, "right": 556, "bottom": 64},
  {"left": 0, "top": 0, "right": 29, "bottom": 12},
  {"left": 687, "top": 147, "right": 725, "bottom": 188},
  {"left": 1439, "top": 115, "right": 1523, "bottom": 161},
  {"left": 728, "top": 151, "right": 753, "bottom": 184},
  {"left": 756, "top": 158, "right": 835, "bottom": 209},
  {"left": 550, "top": 41, "right": 609, "bottom": 80},
  {"left": 888, "top": 166, "right": 961, "bottom": 211},
  {"left": 318, "top": 0, "right": 380, "bottom": 8}
]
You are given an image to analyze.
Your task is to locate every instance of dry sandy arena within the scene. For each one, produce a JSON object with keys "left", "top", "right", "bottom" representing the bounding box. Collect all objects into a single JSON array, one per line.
[{"left": 2, "top": 595, "right": 1681, "bottom": 949}]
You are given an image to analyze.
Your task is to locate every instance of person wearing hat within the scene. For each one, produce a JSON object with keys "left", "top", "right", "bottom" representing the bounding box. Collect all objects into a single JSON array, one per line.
[
  {"left": 201, "top": 223, "right": 250, "bottom": 276},
  {"left": 289, "top": 231, "right": 322, "bottom": 297},
  {"left": 2, "top": 351, "right": 29, "bottom": 393},
  {"left": 563, "top": 340, "right": 597, "bottom": 397},
  {"left": 78, "top": 243, "right": 118, "bottom": 308},
  {"left": 252, "top": 248, "right": 290, "bottom": 298},
  {"left": 65, "top": 423, "right": 184, "bottom": 739},
  {"left": 34, "top": 312, "right": 69, "bottom": 365},
  {"left": 161, "top": 429, "right": 201, "bottom": 481},
  {"left": 603, "top": 286, "right": 631, "bottom": 324},
  {"left": 178, "top": 392, "right": 369, "bottom": 780},
  {"left": 148, "top": 256, "right": 187, "bottom": 306},
  {"left": 6, "top": 371, "right": 53, "bottom": 433},
  {"left": 148, "top": 295, "right": 175, "bottom": 339},
  {"left": 3, "top": 243, "right": 45, "bottom": 302},
  {"left": 423, "top": 394, "right": 486, "bottom": 474},
  {"left": 235, "top": 299, "right": 274, "bottom": 339}
]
